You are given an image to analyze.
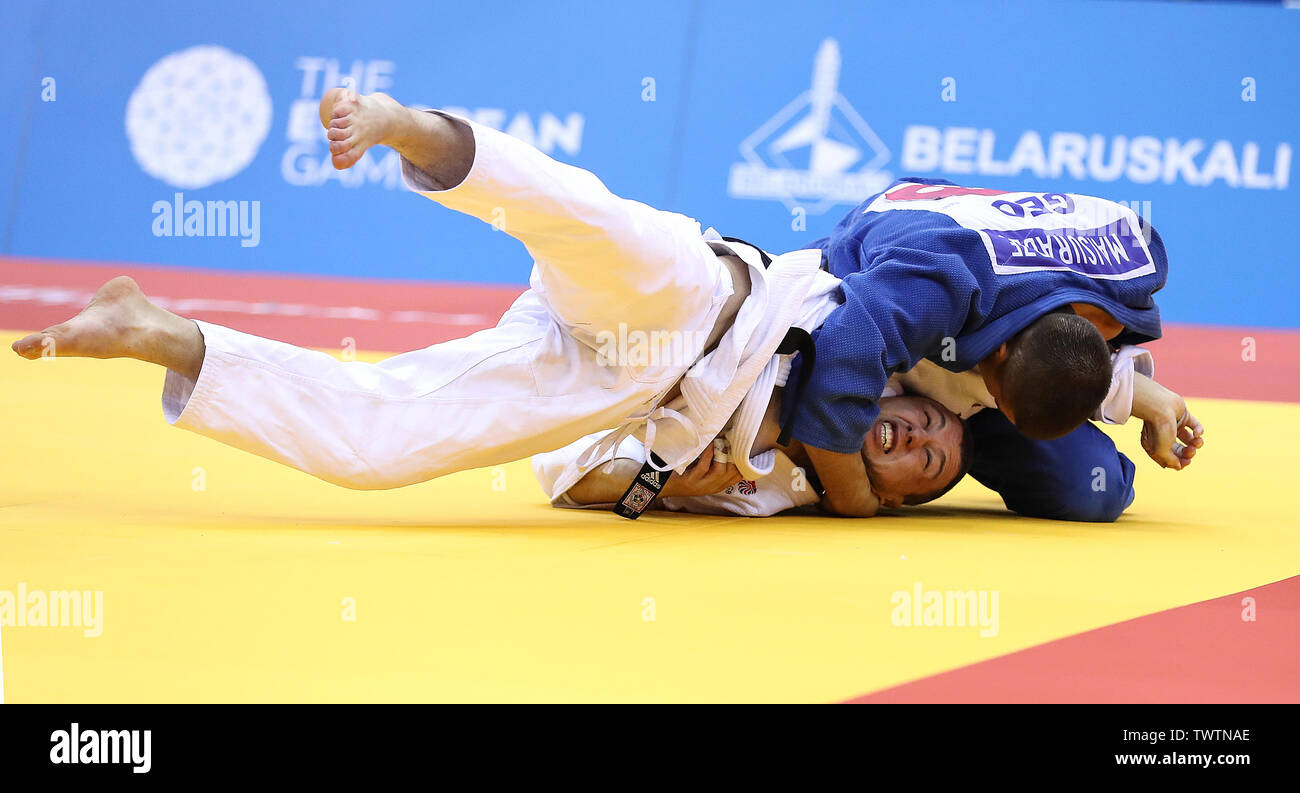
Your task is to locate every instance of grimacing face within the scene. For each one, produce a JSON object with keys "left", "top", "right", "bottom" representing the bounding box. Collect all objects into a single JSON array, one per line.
[{"left": 861, "top": 396, "right": 965, "bottom": 507}]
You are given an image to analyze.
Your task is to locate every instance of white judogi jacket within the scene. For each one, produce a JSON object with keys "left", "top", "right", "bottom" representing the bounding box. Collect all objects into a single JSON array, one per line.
[{"left": 569, "top": 235, "right": 840, "bottom": 480}]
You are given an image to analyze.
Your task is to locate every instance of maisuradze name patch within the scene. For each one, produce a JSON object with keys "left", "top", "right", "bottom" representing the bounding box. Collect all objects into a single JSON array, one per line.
[
  {"left": 868, "top": 183, "right": 1157, "bottom": 281},
  {"left": 981, "top": 224, "right": 1151, "bottom": 278}
]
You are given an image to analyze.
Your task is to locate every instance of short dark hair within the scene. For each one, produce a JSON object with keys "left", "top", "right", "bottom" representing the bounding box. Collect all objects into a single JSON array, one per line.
[
  {"left": 903, "top": 418, "right": 976, "bottom": 506},
  {"left": 1001, "top": 312, "right": 1112, "bottom": 441}
]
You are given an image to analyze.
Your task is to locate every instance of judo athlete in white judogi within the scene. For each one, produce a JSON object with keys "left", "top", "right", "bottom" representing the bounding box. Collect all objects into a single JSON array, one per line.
[{"left": 11, "top": 89, "right": 970, "bottom": 517}]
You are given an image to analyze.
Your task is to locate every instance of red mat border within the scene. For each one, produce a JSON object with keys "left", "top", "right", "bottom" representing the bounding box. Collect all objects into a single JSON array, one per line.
[{"left": 845, "top": 576, "right": 1300, "bottom": 703}]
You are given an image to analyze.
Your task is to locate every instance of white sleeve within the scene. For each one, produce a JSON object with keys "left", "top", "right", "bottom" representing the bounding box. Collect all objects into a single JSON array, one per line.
[
  {"left": 660, "top": 452, "right": 819, "bottom": 517},
  {"left": 532, "top": 431, "right": 640, "bottom": 507},
  {"left": 1091, "top": 346, "right": 1155, "bottom": 425},
  {"left": 534, "top": 435, "right": 817, "bottom": 517}
]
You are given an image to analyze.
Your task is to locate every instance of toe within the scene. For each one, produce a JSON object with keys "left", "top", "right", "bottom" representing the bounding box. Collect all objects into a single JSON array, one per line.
[
  {"left": 331, "top": 100, "right": 356, "bottom": 122},
  {"left": 12, "top": 331, "right": 50, "bottom": 359},
  {"left": 319, "top": 86, "right": 347, "bottom": 127}
]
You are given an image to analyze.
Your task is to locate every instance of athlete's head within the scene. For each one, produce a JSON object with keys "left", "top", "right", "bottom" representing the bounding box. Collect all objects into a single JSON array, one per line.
[
  {"left": 862, "top": 396, "right": 972, "bottom": 508},
  {"left": 978, "top": 310, "right": 1111, "bottom": 441}
]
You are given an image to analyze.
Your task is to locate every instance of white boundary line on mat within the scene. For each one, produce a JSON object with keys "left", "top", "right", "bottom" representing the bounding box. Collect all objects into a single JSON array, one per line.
[{"left": 0, "top": 284, "right": 494, "bottom": 326}]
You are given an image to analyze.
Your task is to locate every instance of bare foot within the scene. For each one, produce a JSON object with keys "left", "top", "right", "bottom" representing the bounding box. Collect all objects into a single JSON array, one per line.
[
  {"left": 319, "top": 87, "right": 410, "bottom": 170},
  {"left": 11, "top": 276, "right": 158, "bottom": 361}
]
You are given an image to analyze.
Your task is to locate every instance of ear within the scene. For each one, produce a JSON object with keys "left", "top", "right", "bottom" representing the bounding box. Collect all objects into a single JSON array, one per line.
[{"left": 979, "top": 342, "right": 1011, "bottom": 399}]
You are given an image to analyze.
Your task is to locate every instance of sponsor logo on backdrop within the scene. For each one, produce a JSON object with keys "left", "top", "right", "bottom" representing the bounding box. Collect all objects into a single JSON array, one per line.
[
  {"left": 729, "top": 40, "right": 1290, "bottom": 213},
  {"left": 283, "top": 56, "right": 585, "bottom": 189},
  {"left": 728, "top": 38, "right": 892, "bottom": 215},
  {"left": 901, "top": 127, "right": 1292, "bottom": 190},
  {"left": 125, "top": 45, "right": 273, "bottom": 189},
  {"left": 126, "top": 51, "right": 584, "bottom": 191}
]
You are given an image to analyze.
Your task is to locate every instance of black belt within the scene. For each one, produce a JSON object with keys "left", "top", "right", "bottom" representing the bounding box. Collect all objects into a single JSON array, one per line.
[
  {"left": 773, "top": 326, "right": 815, "bottom": 447},
  {"left": 613, "top": 236, "right": 818, "bottom": 519}
]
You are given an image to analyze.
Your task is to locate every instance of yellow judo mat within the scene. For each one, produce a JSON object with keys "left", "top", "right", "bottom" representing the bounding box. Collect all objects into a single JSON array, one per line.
[{"left": 2, "top": 332, "right": 1297, "bottom": 702}]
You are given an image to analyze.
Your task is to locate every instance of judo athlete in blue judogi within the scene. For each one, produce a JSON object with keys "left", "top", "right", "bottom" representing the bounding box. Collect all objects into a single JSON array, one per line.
[{"left": 783, "top": 178, "right": 1204, "bottom": 520}]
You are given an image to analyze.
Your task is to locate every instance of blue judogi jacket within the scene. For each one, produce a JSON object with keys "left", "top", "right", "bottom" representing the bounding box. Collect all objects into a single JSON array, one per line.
[{"left": 783, "top": 177, "right": 1168, "bottom": 454}]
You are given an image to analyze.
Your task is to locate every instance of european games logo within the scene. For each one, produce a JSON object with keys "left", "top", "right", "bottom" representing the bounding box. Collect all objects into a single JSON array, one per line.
[
  {"left": 126, "top": 45, "right": 273, "bottom": 189},
  {"left": 727, "top": 38, "right": 892, "bottom": 215}
]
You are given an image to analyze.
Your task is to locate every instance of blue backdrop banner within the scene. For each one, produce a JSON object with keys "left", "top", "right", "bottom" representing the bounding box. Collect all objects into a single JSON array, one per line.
[{"left": 4, "top": 0, "right": 1297, "bottom": 327}]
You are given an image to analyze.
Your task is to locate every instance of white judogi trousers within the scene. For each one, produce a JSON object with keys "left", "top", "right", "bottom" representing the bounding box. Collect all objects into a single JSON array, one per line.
[
  {"left": 161, "top": 115, "right": 734, "bottom": 488},
  {"left": 161, "top": 114, "right": 824, "bottom": 490}
]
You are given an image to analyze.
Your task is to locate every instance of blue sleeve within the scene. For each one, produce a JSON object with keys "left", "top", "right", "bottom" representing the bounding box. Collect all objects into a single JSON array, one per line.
[
  {"left": 967, "top": 409, "right": 1136, "bottom": 522},
  {"left": 788, "top": 246, "right": 982, "bottom": 453}
]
